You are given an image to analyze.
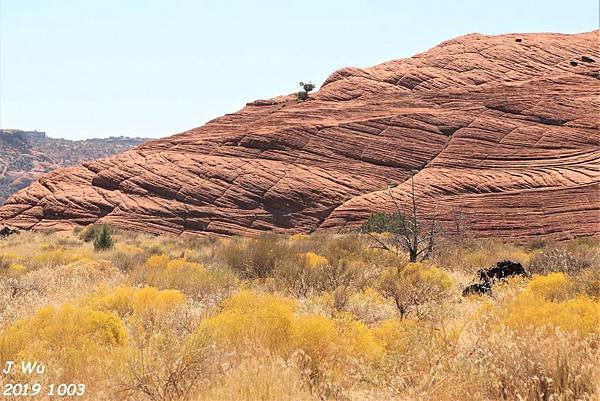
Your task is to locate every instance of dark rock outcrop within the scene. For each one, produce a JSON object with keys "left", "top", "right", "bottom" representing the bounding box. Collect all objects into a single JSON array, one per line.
[
  {"left": 0, "top": 226, "right": 20, "bottom": 238},
  {"left": 478, "top": 260, "right": 528, "bottom": 282},
  {"left": 463, "top": 260, "right": 529, "bottom": 296},
  {"left": 462, "top": 282, "right": 493, "bottom": 297}
]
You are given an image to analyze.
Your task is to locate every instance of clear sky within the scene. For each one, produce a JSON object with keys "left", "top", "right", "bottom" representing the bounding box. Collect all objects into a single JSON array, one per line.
[{"left": 1, "top": 0, "right": 598, "bottom": 140}]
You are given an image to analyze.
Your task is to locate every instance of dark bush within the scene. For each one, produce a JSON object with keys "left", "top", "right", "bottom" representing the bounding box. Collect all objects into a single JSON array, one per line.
[
  {"left": 93, "top": 225, "right": 114, "bottom": 251},
  {"left": 297, "top": 81, "right": 316, "bottom": 101}
]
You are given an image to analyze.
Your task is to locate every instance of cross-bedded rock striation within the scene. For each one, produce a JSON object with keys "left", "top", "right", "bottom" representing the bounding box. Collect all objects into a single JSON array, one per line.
[{"left": 1, "top": 31, "right": 598, "bottom": 239}]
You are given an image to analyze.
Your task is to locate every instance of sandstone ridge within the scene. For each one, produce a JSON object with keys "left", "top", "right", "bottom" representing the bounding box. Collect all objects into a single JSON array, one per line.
[{"left": 1, "top": 31, "right": 598, "bottom": 239}]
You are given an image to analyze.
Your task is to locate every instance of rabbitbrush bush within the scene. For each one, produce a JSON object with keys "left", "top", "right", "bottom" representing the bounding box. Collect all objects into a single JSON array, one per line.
[
  {"left": 0, "top": 304, "right": 126, "bottom": 382},
  {"left": 503, "top": 273, "right": 600, "bottom": 335},
  {"left": 83, "top": 285, "right": 186, "bottom": 317},
  {"left": 526, "top": 272, "right": 574, "bottom": 301},
  {"left": 131, "top": 254, "right": 238, "bottom": 301},
  {"left": 195, "top": 290, "right": 386, "bottom": 389},
  {"left": 31, "top": 247, "right": 89, "bottom": 267}
]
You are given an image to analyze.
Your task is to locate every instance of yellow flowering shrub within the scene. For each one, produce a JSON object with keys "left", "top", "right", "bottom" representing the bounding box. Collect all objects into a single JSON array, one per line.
[
  {"left": 132, "top": 287, "right": 186, "bottom": 315},
  {"left": 145, "top": 254, "right": 171, "bottom": 270},
  {"left": 8, "top": 263, "right": 26, "bottom": 274},
  {"left": 401, "top": 262, "right": 453, "bottom": 290},
  {"left": 334, "top": 313, "right": 383, "bottom": 360},
  {"left": 135, "top": 255, "right": 237, "bottom": 299},
  {"left": 290, "top": 313, "right": 383, "bottom": 382},
  {"left": 0, "top": 252, "right": 18, "bottom": 264},
  {"left": 304, "top": 252, "right": 328, "bottom": 269},
  {"left": 0, "top": 253, "right": 26, "bottom": 275},
  {"left": 292, "top": 314, "right": 339, "bottom": 360},
  {"left": 31, "top": 248, "right": 88, "bottom": 267},
  {"left": 84, "top": 286, "right": 186, "bottom": 317},
  {"left": 504, "top": 294, "right": 600, "bottom": 335},
  {"left": 503, "top": 273, "right": 600, "bottom": 335},
  {"left": 372, "top": 318, "right": 421, "bottom": 353},
  {"left": 527, "top": 272, "right": 574, "bottom": 301},
  {"left": 147, "top": 256, "right": 206, "bottom": 286},
  {"left": 166, "top": 257, "right": 194, "bottom": 270},
  {"left": 290, "top": 233, "right": 309, "bottom": 241},
  {"left": 198, "top": 290, "right": 296, "bottom": 352},
  {"left": 196, "top": 290, "right": 387, "bottom": 386},
  {"left": 0, "top": 305, "right": 126, "bottom": 380},
  {"left": 1, "top": 304, "right": 125, "bottom": 350}
]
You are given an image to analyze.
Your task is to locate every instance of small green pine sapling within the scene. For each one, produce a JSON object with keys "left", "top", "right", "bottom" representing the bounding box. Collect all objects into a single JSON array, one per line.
[{"left": 93, "top": 224, "right": 114, "bottom": 251}]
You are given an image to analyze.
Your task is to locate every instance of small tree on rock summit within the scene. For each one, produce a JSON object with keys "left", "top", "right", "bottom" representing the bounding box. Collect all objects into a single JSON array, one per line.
[{"left": 297, "top": 81, "right": 316, "bottom": 101}]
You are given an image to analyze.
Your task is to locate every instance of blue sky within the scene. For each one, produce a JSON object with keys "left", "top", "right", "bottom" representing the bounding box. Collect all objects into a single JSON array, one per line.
[{"left": 1, "top": 1, "right": 598, "bottom": 139}]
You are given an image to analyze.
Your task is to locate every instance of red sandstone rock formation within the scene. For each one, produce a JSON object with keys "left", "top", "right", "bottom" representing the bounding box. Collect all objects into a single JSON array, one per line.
[{"left": 1, "top": 31, "right": 598, "bottom": 239}]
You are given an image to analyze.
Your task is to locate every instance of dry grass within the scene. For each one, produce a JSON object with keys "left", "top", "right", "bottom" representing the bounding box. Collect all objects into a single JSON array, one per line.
[{"left": 0, "top": 230, "right": 598, "bottom": 401}]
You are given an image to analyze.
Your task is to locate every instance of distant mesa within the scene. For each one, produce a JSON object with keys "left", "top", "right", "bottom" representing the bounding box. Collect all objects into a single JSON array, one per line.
[
  {"left": 0, "top": 129, "right": 148, "bottom": 205},
  {"left": 1, "top": 129, "right": 47, "bottom": 141},
  {"left": 1, "top": 30, "right": 599, "bottom": 240}
]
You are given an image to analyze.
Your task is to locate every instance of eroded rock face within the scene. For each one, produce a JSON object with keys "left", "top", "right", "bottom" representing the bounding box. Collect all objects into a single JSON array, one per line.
[{"left": 1, "top": 31, "right": 599, "bottom": 239}]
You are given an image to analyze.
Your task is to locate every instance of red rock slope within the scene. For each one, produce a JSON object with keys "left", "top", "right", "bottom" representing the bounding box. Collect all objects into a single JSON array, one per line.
[{"left": 1, "top": 31, "right": 599, "bottom": 239}]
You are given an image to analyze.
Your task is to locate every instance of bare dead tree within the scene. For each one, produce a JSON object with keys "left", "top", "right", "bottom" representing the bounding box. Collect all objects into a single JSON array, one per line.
[
  {"left": 360, "top": 175, "right": 438, "bottom": 262},
  {"left": 449, "top": 207, "right": 470, "bottom": 243}
]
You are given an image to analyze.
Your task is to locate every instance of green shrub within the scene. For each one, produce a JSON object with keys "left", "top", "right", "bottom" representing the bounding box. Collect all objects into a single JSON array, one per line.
[
  {"left": 94, "top": 225, "right": 114, "bottom": 251},
  {"left": 297, "top": 81, "right": 316, "bottom": 101}
]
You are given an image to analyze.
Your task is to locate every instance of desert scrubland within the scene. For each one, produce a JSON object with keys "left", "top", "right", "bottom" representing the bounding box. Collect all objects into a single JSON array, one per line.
[{"left": 0, "top": 228, "right": 598, "bottom": 401}]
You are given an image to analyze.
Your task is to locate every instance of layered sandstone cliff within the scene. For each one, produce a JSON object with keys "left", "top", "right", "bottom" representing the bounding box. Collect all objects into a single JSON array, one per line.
[{"left": 1, "top": 31, "right": 598, "bottom": 239}]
